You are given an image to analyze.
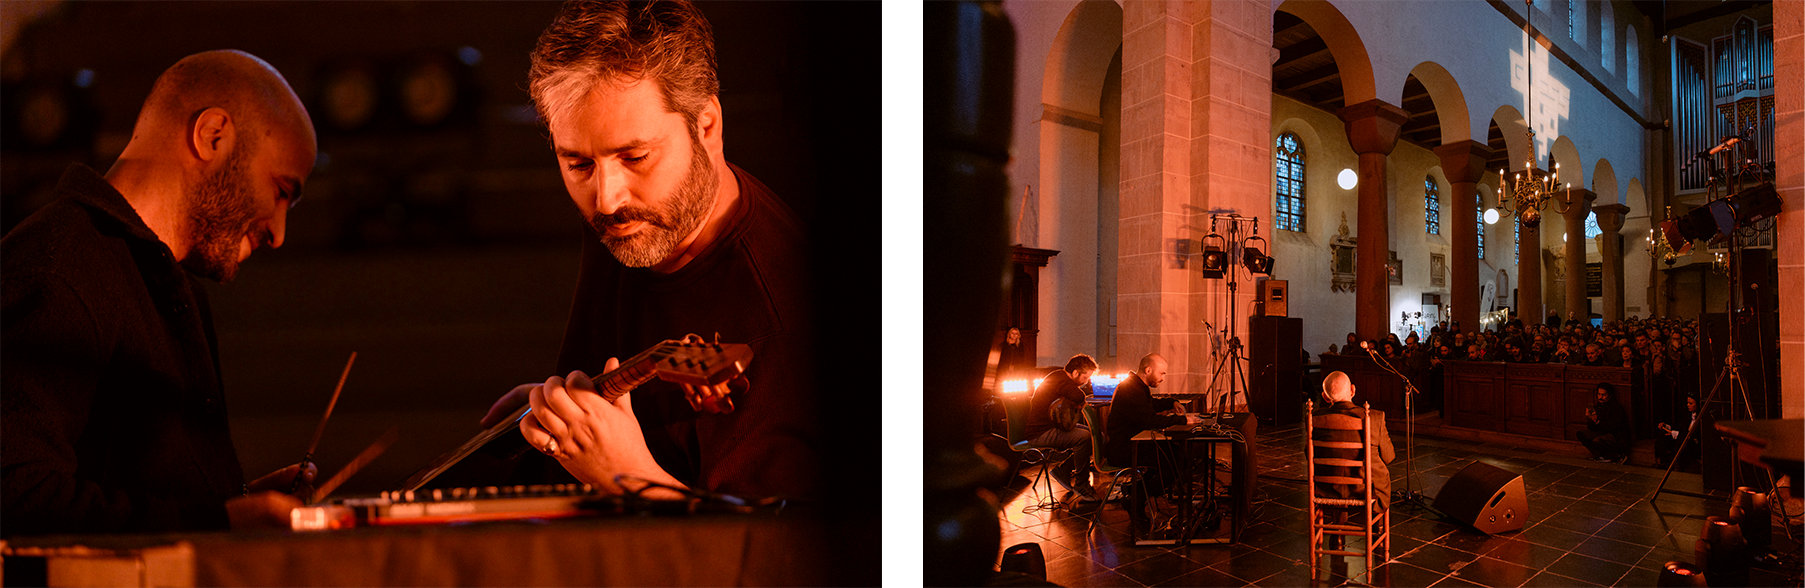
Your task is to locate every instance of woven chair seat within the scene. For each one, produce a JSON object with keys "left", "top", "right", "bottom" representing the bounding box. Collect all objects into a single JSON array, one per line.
[{"left": 1311, "top": 497, "right": 1367, "bottom": 507}]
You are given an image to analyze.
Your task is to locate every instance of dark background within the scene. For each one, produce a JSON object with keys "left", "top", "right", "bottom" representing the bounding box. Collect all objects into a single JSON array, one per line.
[{"left": 2, "top": 1, "right": 880, "bottom": 508}]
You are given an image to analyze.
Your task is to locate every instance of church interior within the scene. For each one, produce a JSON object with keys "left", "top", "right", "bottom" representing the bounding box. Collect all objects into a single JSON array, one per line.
[{"left": 925, "top": 0, "right": 1801, "bottom": 586}]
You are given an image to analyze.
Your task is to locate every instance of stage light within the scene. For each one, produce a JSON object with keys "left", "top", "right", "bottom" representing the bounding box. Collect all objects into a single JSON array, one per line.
[
  {"left": 1199, "top": 233, "right": 1227, "bottom": 279},
  {"left": 998, "top": 542, "right": 1047, "bottom": 579},
  {"left": 1242, "top": 236, "right": 1274, "bottom": 275},
  {"left": 1657, "top": 561, "right": 1708, "bottom": 587},
  {"left": 1000, "top": 379, "right": 1029, "bottom": 395},
  {"left": 1695, "top": 516, "right": 1749, "bottom": 588},
  {"left": 1729, "top": 487, "right": 1771, "bottom": 557},
  {"left": 1659, "top": 182, "right": 1782, "bottom": 254}
]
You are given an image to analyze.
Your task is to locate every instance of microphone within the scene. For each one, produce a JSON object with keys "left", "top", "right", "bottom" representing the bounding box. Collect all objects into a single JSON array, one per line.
[{"left": 1707, "top": 137, "right": 1740, "bottom": 156}]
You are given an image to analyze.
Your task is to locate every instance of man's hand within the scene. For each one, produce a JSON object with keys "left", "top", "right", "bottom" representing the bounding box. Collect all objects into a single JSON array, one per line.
[
  {"left": 519, "top": 359, "right": 687, "bottom": 498},
  {"left": 1185, "top": 414, "right": 1204, "bottom": 426},
  {"left": 246, "top": 462, "right": 317, "bottom": 498},
  {"left": 228, "top": 463, "right": 315, "bottom": 530},
  {"left": 227, "top": 491, "right": 304, "bottom": 530}
]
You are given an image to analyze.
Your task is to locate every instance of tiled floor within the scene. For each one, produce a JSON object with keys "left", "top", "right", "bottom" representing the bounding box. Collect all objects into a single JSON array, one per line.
[{"left": 995, "top": 417, "right": 1804, "bottom": 587}]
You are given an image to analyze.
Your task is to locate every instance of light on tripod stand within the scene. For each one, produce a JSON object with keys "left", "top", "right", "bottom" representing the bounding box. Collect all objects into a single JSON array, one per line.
[
  {"left": 1241, "top": 236, "right": 1273, "bottom": 275},
  {"left": 1199, "top": 233, "right": 1227, "bottom": 279},
  {"left": 1658, "top": 182, "right": 1782, "bottom": 254}
]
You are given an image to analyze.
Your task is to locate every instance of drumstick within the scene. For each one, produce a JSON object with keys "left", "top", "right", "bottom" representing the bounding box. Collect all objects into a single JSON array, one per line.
[
  {"left": 290, "top": 352, "right": 356, "bottom": 494},
  {"left": 305, "top": 352, "right": 358, "bottom": 461},
  {"left": 310, "top": 426, "right": 399, "bottom": 504}
]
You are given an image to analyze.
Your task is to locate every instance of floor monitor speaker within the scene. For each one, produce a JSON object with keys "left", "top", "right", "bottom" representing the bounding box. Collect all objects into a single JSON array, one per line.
[{"left": 1432, "top": 461, "right": 1527, "bottom": 534}]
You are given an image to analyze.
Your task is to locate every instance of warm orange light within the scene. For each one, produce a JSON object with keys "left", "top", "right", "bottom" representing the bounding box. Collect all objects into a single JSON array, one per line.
[
  {"left": 1032, "top": 378, "right": 1044, "bottom": 390},
  {"left": 1001, "top": 379, "right": 1029, "bottom": 394}
]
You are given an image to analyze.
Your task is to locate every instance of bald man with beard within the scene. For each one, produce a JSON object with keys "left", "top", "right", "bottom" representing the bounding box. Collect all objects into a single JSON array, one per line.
[{"left": 4, "top": 50, "right": 318, "bottom": 536}]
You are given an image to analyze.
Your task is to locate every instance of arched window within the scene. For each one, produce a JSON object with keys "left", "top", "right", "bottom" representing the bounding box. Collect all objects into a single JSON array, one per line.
[
  {"left": 1425, "top": 176, "right": 1441, "bottom": 235},
  {"left": 1626, "top": 25, "right": 1639, "bottom": 95},
  {"left": 1514, "top": 220, "right": 1522, "bottom": 264},
  {"left": 1275, "top": 133, "right": 1305, "bottom": 232},
  {"left": 1585, "top": 211, "right": 1602, "bottom": 239},
  {"left": 1476, "top": 193, "right": 1487, "bottom": 260},
  {"left": 1601, "top": 2, "right": 1615, "bottom": 74}
]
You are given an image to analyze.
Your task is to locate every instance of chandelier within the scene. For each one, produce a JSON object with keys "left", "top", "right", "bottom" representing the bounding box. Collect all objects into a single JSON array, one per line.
[{"left": 1491, "top": 0, "right": 1574, "bottom": 229}]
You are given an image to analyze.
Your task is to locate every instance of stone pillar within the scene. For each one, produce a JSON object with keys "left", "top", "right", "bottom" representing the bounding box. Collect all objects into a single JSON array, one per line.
[
  {"left": 1118, "top": 0, "right": 1269, "bottom": 399},
  {"left": 1562, "top": 189, "right": 1597, "bottom": 323},
  {"left": 1773, "top": 0, "right": 1801, "bottom": 418},
  {"left": 1338, "top": 100, "right": 1410, "bottom": 339},
  {"left": 1118, "top": 1, "right": 1197, "bottom": 392},
  {"left": 1517, "top": 214, "right": 1542, "bottom": 325},
  {"left": 1594, "top": 203, "right": 1630, "bottom": 321},
  {"left": 1437, "top": 141, "right": 1493, "bottom": 333}
]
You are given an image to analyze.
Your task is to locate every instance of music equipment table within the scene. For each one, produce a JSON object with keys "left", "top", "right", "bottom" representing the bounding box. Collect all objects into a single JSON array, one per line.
[
  {"left": 1128, "top": 413, "right": 1257, "bottom": 546},
  {"left": 1, "top": 514, "right": 848, "bottom": 586}
]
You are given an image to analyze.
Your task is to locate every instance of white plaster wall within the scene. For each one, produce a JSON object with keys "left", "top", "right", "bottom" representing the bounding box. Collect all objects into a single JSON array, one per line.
[
  {"left": 1038, "top": 122, "right": 1103, "bottom": 365},
  {"left": 1270, "top": 97, "right": 1359, "bottom": 354}
]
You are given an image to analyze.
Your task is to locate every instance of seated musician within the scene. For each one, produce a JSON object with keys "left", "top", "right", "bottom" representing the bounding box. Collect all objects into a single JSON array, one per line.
[
  {"left": 1103, "top": 353, "right": 1203, "bottom": 497},
  {"left": 3, "top": 50, "right": 319, "bottom": 535},
  {"left": 1023, "top": 355, "right": 1101, "bottom": 501},
  {"left": 1311, "top": 371, "right": 1396, "bottom": 511},
  {"left": 481, "top": 0, "right": 821, "bottom": 502}
]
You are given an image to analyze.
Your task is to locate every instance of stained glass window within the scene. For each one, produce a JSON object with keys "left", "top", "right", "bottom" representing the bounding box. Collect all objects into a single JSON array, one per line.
[
  {"left": 1425, "top": 176, "right": 1441, "bottom": 235},
  {"left": 1515, "top": 220, "right": 1521, "bottom": 264},
  {"left": 1477, "top": 195, "right": 1486, "bottom": 260},
  {"left": 1585, "top": 211, "right": 1602, "bottom": 239},
  {"left": 1275, "top": 133, "right": 1305, "bottom": 232}
]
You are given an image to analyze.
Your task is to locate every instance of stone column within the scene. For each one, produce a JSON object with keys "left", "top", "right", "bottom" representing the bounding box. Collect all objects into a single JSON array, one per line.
[
  {"left": 1594, "top": 203, "right": 1630, "bottom": 321},
  {"left": 1338, "top": 100, "right": 1410, "bottom": 339},
  {"left": 1517, "top": 214, "right": 1542, "bottom": 324},
  {"left": 1437, "top": 141, "right": 1493, "bottom": 333},
  {"left": 1562, "top": 189, "right": 1597, "bottom": 322},
  {"left": 1772, "top": 0, "right": 1800, "bottom": 417}
]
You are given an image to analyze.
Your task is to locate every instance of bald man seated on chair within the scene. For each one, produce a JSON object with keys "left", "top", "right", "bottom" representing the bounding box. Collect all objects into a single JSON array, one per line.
[{"left": 1311, "top": 371, "right": 1396, "bottom": 512}]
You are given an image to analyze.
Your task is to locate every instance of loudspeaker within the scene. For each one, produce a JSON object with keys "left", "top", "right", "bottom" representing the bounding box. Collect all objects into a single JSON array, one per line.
[
  {"left": 1249, "top": 316, "right": 1302, "bottom": 427},
  {"left": 1258, "top": 279, "right": 1289, "bottom": 317},
  {"left": 1432, "top": 461, "right": 1527, "bottom": 534}
]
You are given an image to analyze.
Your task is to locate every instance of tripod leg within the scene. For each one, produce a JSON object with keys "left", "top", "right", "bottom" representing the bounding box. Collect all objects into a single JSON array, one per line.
[{"left": 1651, "top": 364, "right": 1737, "bottom": 501}]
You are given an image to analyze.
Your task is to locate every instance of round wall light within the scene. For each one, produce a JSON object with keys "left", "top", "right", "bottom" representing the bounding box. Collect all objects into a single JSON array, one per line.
[
  {"left": 1484, "top": 208, "right": 1501, "bottom": 225},
  {"left": 1337, "top": 168, "right": 1358, "bottom": 190}
]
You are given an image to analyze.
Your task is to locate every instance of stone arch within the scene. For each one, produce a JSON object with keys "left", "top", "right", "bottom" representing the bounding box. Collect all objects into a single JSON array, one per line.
[
  {"left": 1041, "top": 0, "right": 1121, "bottom": 116},
  {"left": 1592, "top": 159, "right": 1619, "bottom": 206},
  {"left": 1403, "top": 61, "right": 1473, "bottom": 145},
  {"left": 1275, "top": 0, "right": 1378, "bottom": 105},
  {"left": 1035, "top": 0, "right": 1121, "bottom": 367},
  {"left": 1549, "top": 135, "right": 1584, "bottom": 190},
  {"left": 1491, "top": 105, "right": 1530, "bottom": 172},
  {"left": 1625, "top": 177, "right": 1646, "bottom": 218}
]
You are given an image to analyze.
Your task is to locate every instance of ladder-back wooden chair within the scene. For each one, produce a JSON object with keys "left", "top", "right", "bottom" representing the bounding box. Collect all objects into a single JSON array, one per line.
[{"left": 1304, "top": 399, "right": 1391, "bottom": 574}]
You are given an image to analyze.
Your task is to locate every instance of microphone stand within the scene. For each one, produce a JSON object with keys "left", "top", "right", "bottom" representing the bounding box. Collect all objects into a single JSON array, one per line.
[{"left": 1365, "top": 345, "right": 1431, "bottom": 508}]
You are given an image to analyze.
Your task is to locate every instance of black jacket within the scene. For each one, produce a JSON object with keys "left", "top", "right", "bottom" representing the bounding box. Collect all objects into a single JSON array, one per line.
[
  {"left": 1103, "top": 373, "right": 1185, "bottom": 468},
  {"left": 3, "top": 165, "right": 246, "bottom": 536},
  {"left": 1027, "top": 369, "right": 1084, "bottom": 439}
]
